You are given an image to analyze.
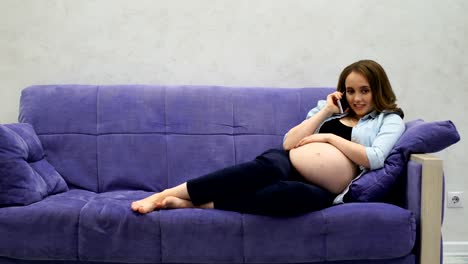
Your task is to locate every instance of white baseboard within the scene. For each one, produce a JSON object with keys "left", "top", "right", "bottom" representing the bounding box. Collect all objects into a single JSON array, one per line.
[{"left": 444, "top": 241, "right": 468, "bottom": 256}]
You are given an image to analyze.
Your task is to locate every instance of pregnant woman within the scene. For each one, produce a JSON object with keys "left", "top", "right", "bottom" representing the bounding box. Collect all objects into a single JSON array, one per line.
[{"left": 131, "top": 59, "right": 405, "bottom": 216}]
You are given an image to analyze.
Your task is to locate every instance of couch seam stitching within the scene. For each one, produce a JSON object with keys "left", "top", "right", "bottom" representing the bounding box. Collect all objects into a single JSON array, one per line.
[
  {"left": 322, "top": 210, "right": 328, "bottom": 261},
  {"left": 232, "top": 90, "right": 236, "bottom": 166},
  {"left": 77, "top": 203, "right": 82, "bottom": 261},
  {"left": 77, "top": 196, "right": 88, "bottom": 261},
  {"left": 96, "top": 86, "right": 100, "bottom": 193},
  {"left": 159, "top": 211, "right": 163, "bottom": 263},
  {"left": 241, "top": 213, "right": 245, "bottom": 264}
]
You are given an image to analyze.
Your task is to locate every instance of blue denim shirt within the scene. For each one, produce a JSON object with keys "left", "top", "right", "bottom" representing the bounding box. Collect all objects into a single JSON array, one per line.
[
  {"left": 300, "top": 100, "right": 405, "bottom": 203},
  {"left": 305, "top": 100, "right": 405, "bottom": 171}
]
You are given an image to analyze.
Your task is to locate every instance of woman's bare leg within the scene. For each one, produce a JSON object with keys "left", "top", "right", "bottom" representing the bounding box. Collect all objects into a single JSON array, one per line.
[{"left": 131, "top": 183, "right": 190, "bottom": 214}]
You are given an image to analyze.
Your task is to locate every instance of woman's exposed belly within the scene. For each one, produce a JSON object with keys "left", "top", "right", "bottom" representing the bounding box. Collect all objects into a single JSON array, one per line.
[{"left": 289, "top": 143, "right": 358, "bottom": 194}]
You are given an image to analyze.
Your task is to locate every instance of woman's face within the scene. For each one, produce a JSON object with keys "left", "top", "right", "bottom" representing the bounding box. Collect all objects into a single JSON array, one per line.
[{"left": 344, "top": 71, "right": 374, "bottom": 118}]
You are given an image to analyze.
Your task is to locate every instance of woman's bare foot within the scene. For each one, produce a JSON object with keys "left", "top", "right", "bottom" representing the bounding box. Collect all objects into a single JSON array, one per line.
[
  {"left": 131, "top": 183, "right": 191, "bottom": 214},
  {"left": 131, "top": 192, "right": 165, "bottom": 214},
  {"left": 161, "top": 196, "right": 195, "bottom": 209},
  {"left": 162, "top": 196, "right": 215, "bottom": 210}
]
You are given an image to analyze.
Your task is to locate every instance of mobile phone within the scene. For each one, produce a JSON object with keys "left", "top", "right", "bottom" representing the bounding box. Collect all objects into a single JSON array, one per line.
[
  {"left": 337, "top": 92, "right": 348, "bottom": 114},
  {"left": 337, "top": 100, "right": 344, "bottom": 114}
]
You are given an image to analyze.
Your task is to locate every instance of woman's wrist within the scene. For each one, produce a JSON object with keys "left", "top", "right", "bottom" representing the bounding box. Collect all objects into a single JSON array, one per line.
[{"left": 320, "top": 106, "right": 335, "bottom": 118}]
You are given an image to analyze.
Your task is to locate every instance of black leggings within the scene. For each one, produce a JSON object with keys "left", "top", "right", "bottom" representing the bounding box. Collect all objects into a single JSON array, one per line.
[{"left": 186, "top": 149, "right": 335, "bottom": 216}]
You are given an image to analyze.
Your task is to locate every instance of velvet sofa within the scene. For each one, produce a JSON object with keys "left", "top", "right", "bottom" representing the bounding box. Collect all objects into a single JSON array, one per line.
[{"left": 0, "top": 85, "right": 460, "bottom": 264}]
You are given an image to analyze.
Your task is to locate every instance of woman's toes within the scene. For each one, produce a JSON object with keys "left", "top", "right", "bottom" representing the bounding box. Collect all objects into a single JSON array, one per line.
[
  {"left": 131, "top": 199, "right": 156, "bottom": 214},
  {"left": 131, "top": 201, "right": 141, "bottom": 211},
  {"left": 137, "top": 206, "right": 148, "bottom": 214}
]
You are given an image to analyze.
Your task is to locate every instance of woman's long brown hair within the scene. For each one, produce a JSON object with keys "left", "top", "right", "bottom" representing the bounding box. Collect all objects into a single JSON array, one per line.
[{"left": 336, "top": 60, "right": 404, "bottom": 118}]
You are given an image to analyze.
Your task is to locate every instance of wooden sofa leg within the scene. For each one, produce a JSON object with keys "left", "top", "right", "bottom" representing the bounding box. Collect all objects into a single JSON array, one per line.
[{"left": 410, "top": 154, "right": 443, "bottom": 264}]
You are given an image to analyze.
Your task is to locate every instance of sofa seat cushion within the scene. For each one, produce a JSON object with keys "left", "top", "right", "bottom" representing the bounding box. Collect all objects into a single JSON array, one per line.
[
  {"left": 78, "top": 190, "right": 244, "bottom": 263},
  {"left": 79, "top": 192, "right": 415, "bottom": 264},
  {"left": 78, "top": 190, "right": 162, "bottom": 263},
  {"left": 160, "top": 209, "right": 243, "bottom": 263},
  {"left": 0, "top": 189, "right": 96, "bottom": 261},
  {"left": 243, "top": 203, "right": 415, "bottom": 263},
  {"left": 322, "top": 203, "right": 415, "bottom": 261}
]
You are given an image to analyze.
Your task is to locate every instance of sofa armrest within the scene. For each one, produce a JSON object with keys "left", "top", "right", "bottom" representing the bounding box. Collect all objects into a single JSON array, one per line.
[{"left": 408, "top": 154, "right": 443, "bottom": 264}]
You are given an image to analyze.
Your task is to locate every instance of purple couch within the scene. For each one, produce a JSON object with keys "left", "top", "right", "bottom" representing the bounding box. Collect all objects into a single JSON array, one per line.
[{"left": 0, "top": 85, "right": 455, "bottom": 264}]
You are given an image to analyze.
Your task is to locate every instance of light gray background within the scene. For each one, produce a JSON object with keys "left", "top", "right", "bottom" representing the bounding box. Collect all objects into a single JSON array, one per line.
[{"left": 1, "top": 0, "right": 467, "bottom": 255}]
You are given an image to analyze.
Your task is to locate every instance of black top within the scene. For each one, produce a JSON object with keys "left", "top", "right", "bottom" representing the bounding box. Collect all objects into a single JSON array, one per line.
[{"left": 318, "top": 118, "right": 352, "bottom": 141}]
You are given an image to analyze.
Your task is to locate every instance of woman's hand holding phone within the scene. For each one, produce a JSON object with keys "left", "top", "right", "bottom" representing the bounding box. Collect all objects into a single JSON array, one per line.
[{"left": 326, "top": 92, "right": 346, "bottom": 115}]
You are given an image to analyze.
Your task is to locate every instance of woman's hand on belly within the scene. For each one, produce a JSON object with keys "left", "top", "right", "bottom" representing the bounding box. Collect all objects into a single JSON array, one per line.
[
  {"left": 295, "top": 133, "right": 331, "bottom": 148},
  {"left": 296, "top": 133, "right": 371, "bottom": 170}
]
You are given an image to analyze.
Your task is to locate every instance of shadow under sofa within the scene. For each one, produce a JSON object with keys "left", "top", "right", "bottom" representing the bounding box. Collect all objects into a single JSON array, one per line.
[{"left": 0, "top": 85, "right": 459, "bottom": 264}]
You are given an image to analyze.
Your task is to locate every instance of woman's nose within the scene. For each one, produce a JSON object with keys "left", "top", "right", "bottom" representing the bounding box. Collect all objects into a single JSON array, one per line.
[{"left": 354, "top": 94, "right": 363, "bottom": 101}]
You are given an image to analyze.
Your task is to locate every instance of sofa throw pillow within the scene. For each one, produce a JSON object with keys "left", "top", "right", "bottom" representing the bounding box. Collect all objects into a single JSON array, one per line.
[
  {"left": 0, "top": 123, "right": 68, "bottom": 207},
  {"left": 345, "top": 119, "right": 460, "bottom": 202}
]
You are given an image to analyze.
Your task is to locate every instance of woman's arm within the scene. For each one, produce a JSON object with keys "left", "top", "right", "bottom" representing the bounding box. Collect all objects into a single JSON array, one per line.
[
  {"left": 283, "top": 92, "right": 343, "bottom": 150},
  {"left": 282, "top": 109, "right": 332, "bottom": 151},
  {"left": 363, "top": 114, "right": 405, "bottom": 170},
  {"left": 295, "top": 133, "right": 370, "bottom": 168},
  {"left": 294, "top": 113, "right": 405, "bottom": 170}
]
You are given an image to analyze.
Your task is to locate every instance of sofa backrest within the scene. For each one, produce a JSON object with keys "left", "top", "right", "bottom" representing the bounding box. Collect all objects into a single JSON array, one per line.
[{"left": 19, "top": 85, "right": 333, "bottom": 192}]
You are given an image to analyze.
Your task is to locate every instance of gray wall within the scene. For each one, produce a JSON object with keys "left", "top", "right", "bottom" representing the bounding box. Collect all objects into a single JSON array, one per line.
[{"left": 1, "top": 0, "right": 467, "bottom": 255}]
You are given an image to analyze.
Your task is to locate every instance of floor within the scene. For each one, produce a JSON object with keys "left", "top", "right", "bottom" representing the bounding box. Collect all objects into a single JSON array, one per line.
[{"left": 445, "top": 256, "right": 468, "bottom": 263}]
